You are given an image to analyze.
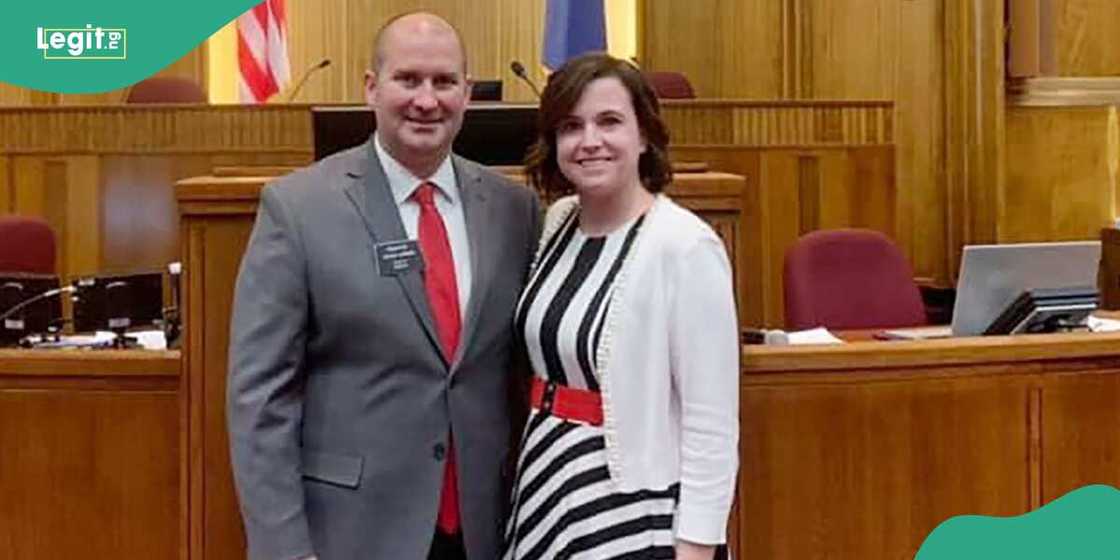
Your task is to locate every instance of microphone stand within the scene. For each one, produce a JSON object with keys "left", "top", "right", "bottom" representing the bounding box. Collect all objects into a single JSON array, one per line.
[
  {"left": 510, "top": 61, "right": 542, "bottom": 99},
  {"left": 285, "top": 59, "right": 332, "bottom": 102},
  {"left": 0, "top": 286, "right": 75, "bottom": 347}
]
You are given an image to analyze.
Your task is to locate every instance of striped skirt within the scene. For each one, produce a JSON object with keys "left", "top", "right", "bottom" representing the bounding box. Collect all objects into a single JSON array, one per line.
[{"left": 503, "top": 409, "right": 680, "bottom": 560}]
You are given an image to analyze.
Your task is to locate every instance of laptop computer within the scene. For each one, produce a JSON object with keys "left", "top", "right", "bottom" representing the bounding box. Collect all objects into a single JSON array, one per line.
[{"left": 882, "top": 241, "right": 1101, "bottom": 339}]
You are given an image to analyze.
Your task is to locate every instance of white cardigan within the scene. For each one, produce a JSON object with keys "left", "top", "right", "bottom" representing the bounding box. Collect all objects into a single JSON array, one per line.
[{"left": 534, "top": 194, "right": 740, "bottom": 545}]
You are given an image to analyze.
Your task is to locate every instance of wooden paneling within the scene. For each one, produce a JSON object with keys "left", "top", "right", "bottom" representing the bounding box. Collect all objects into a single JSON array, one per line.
[
  {"left": 1051, "top": 0, "right": 1120, "bottom": 77},
  {"left": 0, "top": 351, "right": 180, "bottom": 560},
  {"left": 894, "top": 0, "right": 946, "bottom": 280},
  {"left": 0, "top": 105, "right": 314, "bottom": 280},
  {"left": 285, "top": 0, "right": 547, "bottom": 103},
  {"left": 641, "top": 0, "right": 1064, "bottom": 287},
  {"left": 673, "top": 145, "right": 895, "bottom": 326},
  {"left": 0, "top": 101, "right": 889, "bottom": 327},
  {"left": 740, "top": 330, "right": 1120, "bottom": 558},
  {"left": 1042, "top": 367, "right": 1120, "bottom": 502},
  {"left": 742, "top": 376, "right": 1030, "bottom": 559},
  {"left": 0, "top": 84, "right": 58, "bottom": 107},
  {"left": 1005, "top": 3, "right": 1120, "bottom": 258},
  {"left": 1004, "top": 106, "right": 1118, "bottom": 242},
  {"left": 801, "top": 0, "right": 898, "bottom": 99},
  {"left": 0, "top": 106, "right": 312, "bottom": 154},
  {"left": 659, "top": 100, "right": 895, "bottom": 326},
  {"left": 101, "top": 156, "right": 213, "bottom": 273},
  {"left": 0, "top": 156, "right": 10, "bottom": 212},
  {"left": 638, "top": 0, "right": 784, "bottom": 98},
  {"left": 184, "top": 217, "right": 256, "bottom": 560},
  {"left": 662, "top": 100, "right": 892, "bottom": 146},
  {"left": 943, "top": 0, "right": 1005, "bottom": 275},
  {"left": 1009, "top": 77, "right": 1120, "bottom": 106},
  {"left": 641, "top": 0, "right": 949, "bottom": 284},
  {"left": 0, "top": 392, "right": 179, "bottom": 558}
]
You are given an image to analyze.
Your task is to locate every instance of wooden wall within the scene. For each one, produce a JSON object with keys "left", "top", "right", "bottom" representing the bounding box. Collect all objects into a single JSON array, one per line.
[
  {"left": 0, "top": 106, "right": 312, "bottom": 277},
  {"left": 1052, "top": 0, "right": 1120, "bottom": 76},
  {"left": 1005, "top": 0, "right": 1120, "bottom": 246},
  {"left": 284, "top": 0, "right": 546, "bottom": 103},
  {"left": 640, "top": 0, "right": 951, "bottom": 283}
]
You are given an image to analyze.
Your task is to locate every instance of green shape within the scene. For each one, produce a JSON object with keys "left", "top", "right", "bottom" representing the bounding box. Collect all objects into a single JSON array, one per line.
[
  {"left": 1, "top": 0, "right": 261, "bottom": 93},
  {"left": 916, "top": 484, "right": 1120, "bottom": 559}
]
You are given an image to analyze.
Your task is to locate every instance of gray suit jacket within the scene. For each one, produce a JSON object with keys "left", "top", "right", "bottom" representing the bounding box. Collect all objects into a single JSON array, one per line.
[{"left": 227, "top": 139, "right": 540, "bottom": 560}]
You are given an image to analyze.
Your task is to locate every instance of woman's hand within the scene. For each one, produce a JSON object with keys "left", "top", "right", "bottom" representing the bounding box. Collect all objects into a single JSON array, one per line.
[{"left": 675, "top": 539, "right": 717, "bottom": 560}]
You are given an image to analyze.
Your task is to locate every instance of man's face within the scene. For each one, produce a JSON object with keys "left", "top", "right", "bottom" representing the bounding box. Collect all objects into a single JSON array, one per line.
[{"left": 365, "top": 28, "right": 471, "bottom": 175}]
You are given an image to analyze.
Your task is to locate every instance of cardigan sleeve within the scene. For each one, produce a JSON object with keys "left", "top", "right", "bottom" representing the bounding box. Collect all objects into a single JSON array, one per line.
[{"left": 668, "top": 233, "right": 740, "bottom": 544}]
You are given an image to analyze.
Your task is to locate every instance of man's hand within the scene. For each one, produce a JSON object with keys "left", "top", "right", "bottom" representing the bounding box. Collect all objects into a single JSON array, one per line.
[{"left": 675, "top": 540, "right": 717, "bottom": 560}]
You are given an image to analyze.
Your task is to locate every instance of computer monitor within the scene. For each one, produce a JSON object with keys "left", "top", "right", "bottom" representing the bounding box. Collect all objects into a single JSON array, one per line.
[
  {"left": 0, "top": 273, "right": 62, "bottom": 346},
  {"left": 72, "top": 272, "right": 164, "bottom": 333},
  {"left": 470, "top": 80, "right": 503, "bottom": 101},
  {"left": 951, "top": 241, "right": 1102, "bottom": 336},
  {"left": 311, "top": 104, "right": 538, "bottom": 165}
]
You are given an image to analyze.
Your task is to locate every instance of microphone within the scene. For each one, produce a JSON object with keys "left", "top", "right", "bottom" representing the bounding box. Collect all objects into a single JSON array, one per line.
[
  {"left": 283, "top": 58, "right": 332, "bottom": 102},
  {"left": 510, "top": 60, "right": 542, "bottom": 99},
  {"left": 0, "top": 285, "right": 75, "bottom": 323}
]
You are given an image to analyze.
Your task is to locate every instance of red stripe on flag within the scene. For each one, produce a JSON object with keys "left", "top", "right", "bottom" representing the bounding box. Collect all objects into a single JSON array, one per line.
[
  {"left": 238, "top": 31, "right": 278, "bottom": 102},
  {"left": 251, "top": 4, "right": 270, "bottom": 32},
  {"left": 268, "top": 0, "right": 286, "bottom": 31},
  {"left": 237, "top": 0, "right": 290, "bottom": 104}
]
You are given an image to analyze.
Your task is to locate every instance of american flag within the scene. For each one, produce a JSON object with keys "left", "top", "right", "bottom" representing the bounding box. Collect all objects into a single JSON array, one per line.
[{"left": 237, "top": 0, "right": 291, "bottom": 104}]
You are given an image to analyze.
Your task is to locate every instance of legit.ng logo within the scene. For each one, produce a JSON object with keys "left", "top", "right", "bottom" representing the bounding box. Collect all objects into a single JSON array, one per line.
[{"left": 36, "top": 24, "right": 126, "bottom": 60}]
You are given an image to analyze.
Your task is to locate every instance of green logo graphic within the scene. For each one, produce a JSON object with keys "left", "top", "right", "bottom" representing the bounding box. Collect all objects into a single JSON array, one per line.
[
  {"left": 1, "top": 1, "right": 262, "bottom": 93},
  {"left": 37, "top": 25, "right": 126, "bottom": 60},
  {"left": 916, "top": 484, "right": 1120, "bottom": 559}
]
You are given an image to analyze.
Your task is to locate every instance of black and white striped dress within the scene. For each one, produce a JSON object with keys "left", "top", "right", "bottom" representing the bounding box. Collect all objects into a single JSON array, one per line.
[{"left": 504, "top": 209, "right": 680, "bottom": 560}]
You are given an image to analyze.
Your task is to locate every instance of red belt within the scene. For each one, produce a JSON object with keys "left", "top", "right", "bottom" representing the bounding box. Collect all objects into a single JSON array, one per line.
[{"left": 529, "top": 377, "right": 603, "bottom": 426}]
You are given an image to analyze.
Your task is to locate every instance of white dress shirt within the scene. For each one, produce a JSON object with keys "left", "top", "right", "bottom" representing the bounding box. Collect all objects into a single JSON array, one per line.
[{"left": 374, "top": 135, "right": 472, "bottom": 318}]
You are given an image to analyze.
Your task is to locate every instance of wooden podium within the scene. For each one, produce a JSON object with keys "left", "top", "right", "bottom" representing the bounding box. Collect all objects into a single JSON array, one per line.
[
  {"left": 0, "top": 349, "right": 180, "bottom": 559},
  {"left": 175, "top": 169, "right": 748, "bottom": 560}
]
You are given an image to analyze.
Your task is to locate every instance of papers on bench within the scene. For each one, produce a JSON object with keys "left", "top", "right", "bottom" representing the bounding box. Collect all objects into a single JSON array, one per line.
[
  {"left": 1088, "top": 315, "right": 1120, "bottom": 333},
  {"left": 760, "top": 327, "right": 845, "bottom": 345},
  {"left": 877, "top": 325, "right": 953, "bottom": 340}
]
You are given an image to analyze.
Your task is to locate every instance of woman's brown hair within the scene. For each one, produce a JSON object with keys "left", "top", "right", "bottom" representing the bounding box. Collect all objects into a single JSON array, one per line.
[{"left": 524, "top": 53, "right": 672, "bottom": 200}]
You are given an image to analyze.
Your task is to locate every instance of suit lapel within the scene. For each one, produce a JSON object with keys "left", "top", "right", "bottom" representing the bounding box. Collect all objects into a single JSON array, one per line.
[
  {"left": 342, "top": 140, "right": 445, "bottom": 366},
  {"left": 452, "top": 157, "right": 495, "bottom": 369}
]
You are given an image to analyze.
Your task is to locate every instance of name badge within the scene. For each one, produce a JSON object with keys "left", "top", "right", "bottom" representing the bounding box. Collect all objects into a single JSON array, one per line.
[{"left": 375, "top": 240, "right": 424, "bottom": 277}]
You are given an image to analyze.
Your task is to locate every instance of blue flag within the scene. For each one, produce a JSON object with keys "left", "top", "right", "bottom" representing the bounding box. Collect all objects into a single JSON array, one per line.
[{"left": 542, "top": 0, "right": 607, "bottom": 70}]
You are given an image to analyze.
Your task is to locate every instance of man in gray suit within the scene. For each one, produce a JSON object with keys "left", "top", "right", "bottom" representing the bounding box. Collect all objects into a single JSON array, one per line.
[{"left": 227, "top": 12, "right": 540, "bottom": 560}]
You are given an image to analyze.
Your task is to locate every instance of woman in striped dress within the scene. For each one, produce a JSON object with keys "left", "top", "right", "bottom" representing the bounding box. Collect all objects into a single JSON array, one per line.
[{"left": 504, "top": 54, "right": 740, "bottom": 560}]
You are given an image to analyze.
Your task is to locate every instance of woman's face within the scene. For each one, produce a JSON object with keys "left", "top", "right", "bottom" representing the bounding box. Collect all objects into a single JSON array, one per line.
[{"left": 555, "top": 76, "right": 647, "bottom": 199}]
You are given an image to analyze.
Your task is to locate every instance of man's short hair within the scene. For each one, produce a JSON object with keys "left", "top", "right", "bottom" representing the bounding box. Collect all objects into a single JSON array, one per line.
[{"left": 369, "top": 12, "right": 469, "bottom": 74}]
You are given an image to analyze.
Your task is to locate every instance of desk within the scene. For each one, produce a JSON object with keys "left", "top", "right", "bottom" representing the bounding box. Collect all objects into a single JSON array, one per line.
[
  {"left": 735, "top": 332, "right": 1120, "bottom": 558},
  {"left": 0, "top": 349, "right": 181, "bottom": 559}
]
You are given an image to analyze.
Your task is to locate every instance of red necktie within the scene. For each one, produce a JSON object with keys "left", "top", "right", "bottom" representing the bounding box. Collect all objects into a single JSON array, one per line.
[{"left": 413, "top": 181, "right": 462, "bottom": 534}]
